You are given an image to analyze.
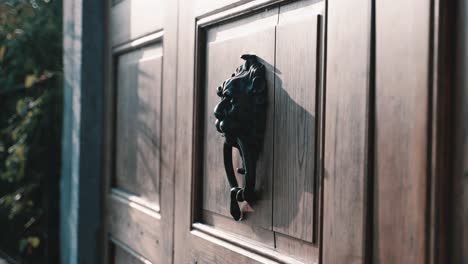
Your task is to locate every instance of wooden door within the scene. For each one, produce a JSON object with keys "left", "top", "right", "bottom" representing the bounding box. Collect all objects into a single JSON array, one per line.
[
  {"left": 104, "top": 0, "right": 178, "bottom": 263},
  {"left": 174, "top": 0, "right": 329, "bottom": 263},
  {"left": 73, "top": 0, "right": 448, "bottom": 262}
]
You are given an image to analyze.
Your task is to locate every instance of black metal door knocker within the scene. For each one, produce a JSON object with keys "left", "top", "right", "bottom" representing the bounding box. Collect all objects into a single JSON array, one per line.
[{"left": 213, "top": 54, "right": 267, "bottom": 221}]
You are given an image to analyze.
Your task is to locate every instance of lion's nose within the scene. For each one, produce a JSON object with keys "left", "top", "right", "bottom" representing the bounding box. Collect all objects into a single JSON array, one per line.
[
  {"left": 214, "top": 104, "right": 224, "bottom": 119},
  {"left": 215, "top": 119, "right": 223, "bottom": 133}
]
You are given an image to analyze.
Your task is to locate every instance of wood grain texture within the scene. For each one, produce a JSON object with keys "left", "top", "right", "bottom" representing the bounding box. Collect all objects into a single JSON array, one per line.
[
  {"left": 275, "top": 233, "right": 318, "bottom": 264},
  {"left": 322, "top": 0, "right": 371, "bottom": 263},
  {"left": 273, "top": 0, "right": 323, "bottom": 243},
  {"left": 202, "top": 210, "right": 275, "bottom": 247},
  {"left": 107, "top": 193, "right": 162, "bottom": 263},
  {"left": 157, "top": 0, "right": 179, "bottom": 260},
  {"left": 192, "top": 224, "right": 314, "bottom": 264},
  {"left": 202, "top": 9, "right": 277, "bottom": 229},
  {"left": 111, "top": 0, "right": 163, "bottom": 47},
  {"left": 173, "top": 0, "right": 197, "bottom": 262},
  {"left": 115, "top": 45, "right": 162, "bottom": 208},
  {"left": 188, "top": 230, "right": 278, "bottom": 264},
  {"left": 112, "top": 240, "right": 151, "bottom": 264},
  {"left": 374, "top": 1, "right": 430, "bottom": 263}
]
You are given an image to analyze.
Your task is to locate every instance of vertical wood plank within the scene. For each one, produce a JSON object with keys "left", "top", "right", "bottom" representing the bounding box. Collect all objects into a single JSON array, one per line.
[
  {"left": 428, "top": 0, "right": 456, "bottom": 263},
  {"left": 374, "top": 1, "right": 430, "bottom": 263},
  {"left": 174, "top": 0, "right": 197, "bottom": 262},
  {"left": 322, "top": 0, "right": 371, "bottom": 263},
  {"left": 158, "top": 1, "right": 179, "bottom": 259},
  {"left": 273, "top": 1, "right": 322, "bottom": 242}
]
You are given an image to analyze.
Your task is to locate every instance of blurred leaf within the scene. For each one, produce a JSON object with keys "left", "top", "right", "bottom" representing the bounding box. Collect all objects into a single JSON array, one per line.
[
  {"left": 27, "top": 237, "right": 40, "bottom": 248},
  {"left": 19, "top": 239, "right": 28, "bottom": 253},
  {"left": 24, "top": 74, "right": 37, "bottom": 88},
  {"left": 0, "top": 45, "right": 6, "bottom": 60}
]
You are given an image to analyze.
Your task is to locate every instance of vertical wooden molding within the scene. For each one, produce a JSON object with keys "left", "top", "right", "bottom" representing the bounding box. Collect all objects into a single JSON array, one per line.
[
  {"left": 453, "top": 0, "right": 468, "bottom": 262},
  {"left": 428, "top": 0, "right": 456, "bottom": 263},
  {"left": 173, "top": 0, "right": 196, "bottom": 263}
]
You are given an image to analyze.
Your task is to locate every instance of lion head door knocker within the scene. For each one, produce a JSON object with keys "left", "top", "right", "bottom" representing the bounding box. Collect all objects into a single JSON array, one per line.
[{"left": 213, "top": 54, "right": 267, "bottom": 221}]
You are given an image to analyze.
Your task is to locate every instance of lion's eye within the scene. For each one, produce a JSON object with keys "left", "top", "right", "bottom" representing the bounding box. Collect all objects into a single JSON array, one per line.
[{"left": 223, "top": 93, "right": 232, "bottom": 100}]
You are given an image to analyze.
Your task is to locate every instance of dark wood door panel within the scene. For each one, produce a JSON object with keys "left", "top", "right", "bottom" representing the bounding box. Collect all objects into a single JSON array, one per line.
[
  {"left": 201, "top": 209, "right": 275, "bottom": 247},
  {"left": 275, "top": 233, "right": 318, "bottom": 264},
  {"left": 111, "top": 0, "right": 163, "bottom": 47},
  {"left": 108, "top": 192, "right": 162, "bottom": 262},
  {"left": 201, "top": 9, "right": 277, "bottom": 229},
  {"left": 110, "top": 239, "right": 152, "bottom": 264},
  {"left": 187, "top": 231, "right": 279, "bottom": 264},
  {"left": 115, "top": 44, "right": 162, "bottom": 208},
  {"left": 273, "top": 0, "right": 323, "bottom": 243}
]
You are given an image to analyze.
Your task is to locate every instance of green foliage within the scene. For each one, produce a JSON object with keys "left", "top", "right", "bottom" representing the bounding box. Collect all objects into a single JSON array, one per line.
[
  {"left": 0, "top": 0, "right": 62, "bottom": 90},
  {"left": 0, "top": 0, "right": 62, "bottom": 263}
]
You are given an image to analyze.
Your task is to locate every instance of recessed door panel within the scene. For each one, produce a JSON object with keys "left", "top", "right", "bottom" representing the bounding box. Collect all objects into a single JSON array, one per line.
[{"left": 115, "top": 45, "right": 162, "bottom": 209}]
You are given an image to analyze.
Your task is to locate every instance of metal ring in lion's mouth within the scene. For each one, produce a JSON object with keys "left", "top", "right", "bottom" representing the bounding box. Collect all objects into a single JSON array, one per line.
[{"left": 223, "top": 137, "right": 256, "bottom": 221}]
